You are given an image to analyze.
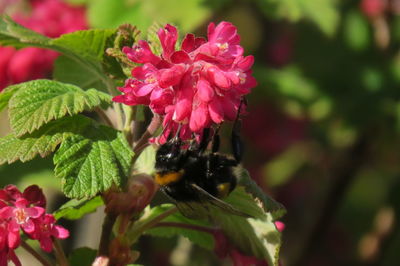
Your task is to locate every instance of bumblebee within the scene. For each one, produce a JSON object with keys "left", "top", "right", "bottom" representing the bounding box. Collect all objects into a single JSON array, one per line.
[{"left": 154, "top": 105, "right": 248, "bottom": 217}]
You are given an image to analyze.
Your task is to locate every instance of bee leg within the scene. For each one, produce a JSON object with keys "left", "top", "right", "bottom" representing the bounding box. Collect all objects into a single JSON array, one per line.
[
  {"left": 231, "top": 98, "right": 245, "bottom": 164},
  {"left": 211, "top": 126, "right": 221, "bottom": 154},
  {"left": 198, "top": 128, "right": 211, "bottom": 154}
]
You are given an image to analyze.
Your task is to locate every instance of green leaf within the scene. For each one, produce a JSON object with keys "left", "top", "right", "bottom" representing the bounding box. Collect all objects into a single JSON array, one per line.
[
  {"left": 54, "top": 126, "right": 133, "bottom": 198},
  {"left": 0, "top": 15, "right": 51, "bottom": 48},
  {"left": 134, "top": 145, "right": 156, "bottom": 175},
  {"left": 9, "top": 79, "right": 111, "bottom": 136},
  {"left": 53, "top": 55, "right": 106, "bottom": 90},
  {"left": 0, "top": 85, "right": 19, "bottom": 112},
  {"left": 212, "top": 188, "right": 282, "bottom": 266},
  {"left": 144, "top": 204, "right": 214, "bottom": 250},
  {"left": 0, "top": 115, "right": 91, "bottom": 164},
  {"left": 68, "top": 247, "right": 97, "bottom": 266},
  {"left": 344, "top": 10, "right": 370, "bottom": 51},
  {"left": 236, "top": 168, "right": 286, "bottom": 219},
  {"left": 143, "top": 188, "right": 282, "bottom": 265},
  {"left": 51, "top": 29, "right": 123, "bottom": 90},
  {"left": 54, "top": 196, "right": 104, "bottom": 220},
  {"left": 51, "top": 29, "right": 116, "bottom": 62}
]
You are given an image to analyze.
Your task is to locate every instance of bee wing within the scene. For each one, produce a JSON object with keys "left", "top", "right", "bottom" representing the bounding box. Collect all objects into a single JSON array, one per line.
[
  {"left": 160, "top": 187, "right": 211, "bottom": 219},
  {"left": 175, "top": 201, "right": 211, "bottom": 219},
  {"left": 190, "top": 184, "right": 251, "bottom": 218}
]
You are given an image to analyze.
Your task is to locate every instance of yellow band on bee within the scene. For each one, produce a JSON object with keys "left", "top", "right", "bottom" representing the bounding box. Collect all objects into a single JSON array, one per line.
[
  {"left": 154, "top": 170, "right": 184, "bottom": 186},
  {"left": 217, "top": 183, "right": 231, "bottom": 198}
]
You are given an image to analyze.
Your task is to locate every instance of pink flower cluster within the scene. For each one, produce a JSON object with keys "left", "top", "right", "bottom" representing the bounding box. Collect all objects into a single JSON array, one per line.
[
  {"left": 113, "top": 22, "right": 256, "bottom": 142},
  {"left": 0, "top": 0, "right": 87, "bottom": 91},
  {"left": 0, "top": 185, "right": 69, "bottom": 266}
]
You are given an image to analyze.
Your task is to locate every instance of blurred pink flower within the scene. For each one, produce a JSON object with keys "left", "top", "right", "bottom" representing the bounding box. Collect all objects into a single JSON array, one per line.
[
  {"left": 0, "top": 0, "right": 88, "bottom": 91},
  {"left": 274, "top": 221, "right": 285, "bottom": 232},
  {"left": 114, "top": 21, "right": 256, "bottom": 142},
  {"left": 360, "top": 0, "right": 388, "bottom": 17}
]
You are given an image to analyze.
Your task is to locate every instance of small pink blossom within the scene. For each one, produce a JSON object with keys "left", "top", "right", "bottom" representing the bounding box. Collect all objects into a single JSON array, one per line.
[
  {"left": 0, "top": 184, "right": 69, "bottom": 261},
  {"left": 0, "top": 198, "right": 45, "bottom": 247},
  {"left": 114, "top": 21, "right": 256, "bottom": 142},
  {"left": 29, "top": 214, "right": 69, "bottom": 252}
]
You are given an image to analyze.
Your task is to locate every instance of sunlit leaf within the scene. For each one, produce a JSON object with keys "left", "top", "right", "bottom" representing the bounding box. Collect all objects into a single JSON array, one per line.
[
  {"left": 0, "top": 116, "right": 91, "bottom": 164},
  {"left": 8, "top": 79, "right": 111, "bottom": 136},
  {"left": 54, "top": 196, "right": 104, "bottom": 220},
  {"left": 54, "top": 126, "right": 133, "bottom": 198}
]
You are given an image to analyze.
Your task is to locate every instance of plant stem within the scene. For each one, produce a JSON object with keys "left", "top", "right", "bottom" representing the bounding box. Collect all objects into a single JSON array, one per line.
[
  {"left": 98, "top": 213, "right": 118, "bottom": 256},
  {"left": 53, "top": 238, "right": 69, "bottom": 266},
  {"left": 139, "top": 206, "right": 178, "bottom": 232},
  {"left": 133, "top": 114, "right": 161, "bottom": 152},
  {"left": 130, "top": 114, "right": 161, "bottom": 167},
  {"left": 129, "top": 206, "right": 178, "bottom": 243},
  {"left": 123, "top": 105, "right": 134, "bottom": 145},
  {"left": 95, "top": 107, "right": 114, "bottom": 127},
  {"left": 20, "top": 241, "right": 53, "bottom": 266},
  {"left": 154, "top": 222, "right": 215, "bottom": 234}
]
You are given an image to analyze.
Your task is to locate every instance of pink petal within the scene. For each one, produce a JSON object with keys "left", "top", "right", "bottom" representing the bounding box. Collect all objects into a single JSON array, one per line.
[
  {"left": 216, "top": 23, "right": 237, "bottom": 43},
  {"left": 158, "top": 24, "right": 178, "bottom": 60},
  {"left": 22, "top": 219, "right": 35, "bottom": 233},
  {"left": 236, "top": 55, "right": 254, "bottom": 71},
  {"left": 275, "top": 221, "right": 285, "bottom": 232},
  {"left": 189, "top": 103, "right": 210, "bottom": 132},
  {"left": 14, "top": 198, "right": 28, "bottom": 208},
  {"left": 170, "top": 51, "right": 190, "bottom": 64},
  {"left": 182, "top": 33, "right": 195, "bottom": 52},
  {"left": 173, "top": 99, "right": 192, "bottom": 121},
  {"left": 8, "top": 219, "right": 20, "bottom": 233},
  {"left": 221, "top": 97, "right": 237, "bottom": 121},
  {"left": 149, "top": 86, "right": 164, "bottom": 101},
  {"left": 159, "top": 65, "right": 185, "bottom": 88},
  {"left": 194, "top": 37, "right": 207, "bottom": 48},
  {"left": 7, "top": 230, "right": 20, "bottom": 249},
  {"left": 123, "top": 41, "right": 160, "bottom": 65},
  {"left": 23, "top": 185, "right": 46, "bottom": 208},
  {"left": 208, "top": 67, "right": 231, "bottom": 89},
  {"left": 227, "top": 44, "right": 243, "bottom": 57},
  {"left": 134, "top": 83, "right": 154, "bottom": 96},
  {"left": 52, "top": 225, "right": 69, "bottom": 239},
  {"left": 112, "top": 95, "right": 126, "bottom": 103},
  {"left": 26, "top": 206, "right": 45, "bottom": 218},
  {"left": 209, "top": 98, "right": 224, "bottom": 123},
  {"left": 0, "top": 207, "right": 13, "bottom": 219},
  {"left": 39, "top": 236, "right": 53, "bottom": 252},
  {"left": 131, "top": 65, "right": 148, "bottom": 80},
  {"left": 197, "top": 79, "right": 214, "bottom": 102},
  {"left": 207, "top": 22, "right": 216, "bottom": 41}
]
